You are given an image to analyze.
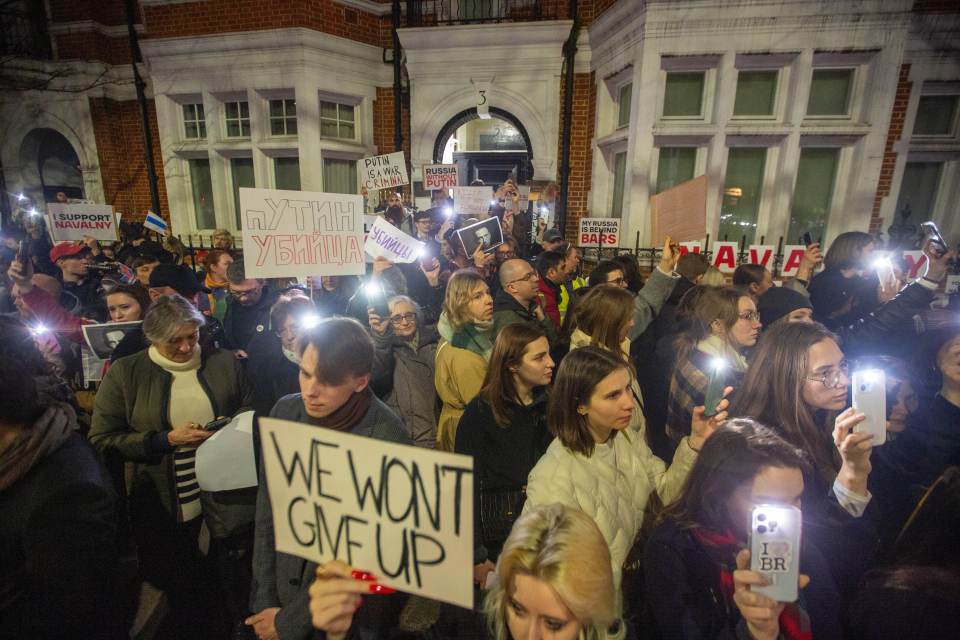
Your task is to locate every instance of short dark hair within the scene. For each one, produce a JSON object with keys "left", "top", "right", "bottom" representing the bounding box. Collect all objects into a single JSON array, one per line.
[
  {"left": 226, "top": 260, "right": 259, "bottom": 285},
  {"left": 0, "top": 316, "right": 47, "bottom": 425},
  {"left": 587, "top": 260, "right": 623, "bottom": 288},
  {"left": 732, "top": 263, "right": 768, "bottom": 287},
  {"left": 536, "top": 250, "right": 565, "bottom": 278},
  {"left": 130, "top": 255, "right": 160, "bottom": 270},
  {"left": 676, "top": 253, "right": 710, "bottom": 282},
  {"left": 297, "top": 317, "right": 374, "bottom": 384},
  {"left": 610, "top": 254, "right": 643, "bottom": 293}
]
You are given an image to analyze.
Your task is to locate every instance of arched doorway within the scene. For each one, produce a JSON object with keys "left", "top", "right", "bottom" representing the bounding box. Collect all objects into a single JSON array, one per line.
[
  {"left": 432, "top": 107, "right": 533, "bottom": 185},
  {"left": 18, "top": 128, "right": 85, "bottom": 202}
]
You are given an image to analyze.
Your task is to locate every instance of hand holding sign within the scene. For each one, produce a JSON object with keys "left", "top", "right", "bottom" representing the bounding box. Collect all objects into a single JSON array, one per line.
[{"left": 308, "top": 562, "right": 397, "bottom": 634}]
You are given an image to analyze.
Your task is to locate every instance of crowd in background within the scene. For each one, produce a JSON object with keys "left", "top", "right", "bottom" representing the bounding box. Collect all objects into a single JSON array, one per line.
[{"left": 1, "top": 184, "right": 960, "bottom": 640}]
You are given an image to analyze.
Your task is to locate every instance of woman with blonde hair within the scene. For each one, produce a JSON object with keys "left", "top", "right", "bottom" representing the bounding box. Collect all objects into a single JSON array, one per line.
[
  {"left": 485, "top": 503, "right": 619, "bottom": 640},
  {"left": 435, "top": 268, "right": 494, "bottom": 450}
]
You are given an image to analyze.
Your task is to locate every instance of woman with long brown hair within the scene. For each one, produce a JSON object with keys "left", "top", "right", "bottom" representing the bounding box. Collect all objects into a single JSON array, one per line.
[
  {"left": 455, "top": 323, "right": 555, "bottom": 587},
  {"left": 667, "top": 286, "right": 761, "bottom": 443}
]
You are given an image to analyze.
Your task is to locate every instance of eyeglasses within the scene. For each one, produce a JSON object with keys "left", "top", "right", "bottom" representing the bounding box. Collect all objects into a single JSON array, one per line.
[
  {"left": 508, "top": 271, "right": 538, "bottom": 285},
  {"left": 806, "top": 362, "right": 850, "bottom": 389},
  {"left": 229, "top": 288, "right": 260, "bottom": 300},
  {"left": 390, "top": 312, "right": 417, "bottom": 326},
  {"left": 607, "top": 276, "right": 625, "bottom": 286},
  {"left": 497, "top": 249, "right": 517, "bottom": 258},
  {"left": 738, "top": 311, "right": 761, "bottom": 323}
]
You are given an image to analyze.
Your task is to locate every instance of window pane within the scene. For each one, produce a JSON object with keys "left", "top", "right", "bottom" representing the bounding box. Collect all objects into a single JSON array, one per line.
[
  {"left": 198, "top": 121, "right": 206, "bottom": 138},
  {"left": 269, "top": 100, "right": 283, "bottom": 118},
  {"left": 189, "top": 159, "right": 216, "bottom": 229},
  {"left": 320, "top": 102, "right": 337, "bottom": 119},
  {"left": 226, "top": 121, "right": 240, "bottom": 137},
  {"left": 611, "top": 152, "right": 627, "bottom": 218},
  {"left": 719, "top": 147, "right": 766, "bottom": 244},
  {"left": 226, "top": 102, "right": 238, "bottom": 119},
  {"left": 287, "top": 118, "right": 297, "bottom": 135},
  {"left": 230, "top": 157, "right": 255, "bottom": 229},
  {"left": 339, "top": 123, "right": 355, "bottom": 139},
  {"left": 275, "top": 157, "right": 301, "bottom": 191},
  {"left": 733, "top": 70, "right": 778, "bottom": 117},
  {"left": 321, "top": 120, "right": 339, "bottom": 137},
  {"left": 788, "top": 148, "right": 839, "bottom": 244},
  {"left": 240, "top": 102, "right": 249, "bottom": 118},
  {"left": 182, "top": 103, "right": 195, "bottom": 121},
  {"left": 656, "top": 147, "right": 697, "bottom": 194},
  {"left": 617, "top": 83, "right": 632, "bottom": 129},
  {"left": 894, "top": 162, "right": 942, "bottom": 220},
  {"left": 914, "top": 95, "right": 958, "bottom": 136},
  {"left": 339, "top": 104, "right": 355, "bottom": 123},
  {"left": 663, "top": 72, "right": 705, "bottom": 117},
  {"left": 241, "top": 121, "right": 251, "bottom": 137},
  {"left": 323, "top": 158, "right": 357, "bottom": 194},
  {"left": 807, "top": 69, "right": 853, "bottom": 116},
  {"left": 185, "top": 122, "right": 198, "bottom": 139},
  {"left": 270, "top": 119, "right": 285, "bottom": 136},
  {"left": 286, "top": 99, "right": 296, "bottom": 117}
]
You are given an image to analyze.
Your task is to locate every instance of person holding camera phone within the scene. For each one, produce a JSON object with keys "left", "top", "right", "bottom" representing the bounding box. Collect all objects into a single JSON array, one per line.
[{"left": 646, "top": 419, "right": 845, "bottom": 640}]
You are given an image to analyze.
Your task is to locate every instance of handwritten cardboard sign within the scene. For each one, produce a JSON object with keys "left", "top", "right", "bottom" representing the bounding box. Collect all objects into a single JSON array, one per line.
[
  {"left": 578, "top": 218, "right": 621, "bottom": 247},
  {"left": 365, "top": 216, "right": 425, "bottom": 263},
  {"left": 259, "top": 417, "right": 474, "bottom": 609},
  {"left": 239, "top": 187, "right": 365, "bottom": 279},
  {"left": 423, "top": 164, "right": 459, "bottom": 191},
  {"left": 48, "top": 204, "right": 117, "bottom": 242},
  {"left": 452, "top": 186, "right": 493, "bottom": 218},
  {"left": 360, "top": 152, "right": 409, "bottom": 191}
]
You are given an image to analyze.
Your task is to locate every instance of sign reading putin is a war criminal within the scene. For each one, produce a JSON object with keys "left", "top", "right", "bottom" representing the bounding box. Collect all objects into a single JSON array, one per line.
[
  {"left": 239, "top": 188, "right": 365, "bottom": 279},
  {"left": 579, "top": 218, "right": 621, "bottom": 247},
  {"left": 48, "top": 204, "right": 118, "bottom": 242},
  {"left": 259, "top": 417, "right": 474, "bottom": 609},
  {"left": 360, "top": 152, "right": 410, "bottom": 191}
]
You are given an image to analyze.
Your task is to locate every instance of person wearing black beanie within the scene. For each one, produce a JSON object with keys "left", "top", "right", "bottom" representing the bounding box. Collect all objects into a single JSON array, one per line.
[{"left": 757, "top": 286, "right": 814, "bottom": 327}]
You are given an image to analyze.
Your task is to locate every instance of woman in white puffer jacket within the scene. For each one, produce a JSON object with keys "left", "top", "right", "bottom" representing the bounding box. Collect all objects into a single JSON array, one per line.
[{"left": 523, "top": 345, "right": 727, "bottom": 591}]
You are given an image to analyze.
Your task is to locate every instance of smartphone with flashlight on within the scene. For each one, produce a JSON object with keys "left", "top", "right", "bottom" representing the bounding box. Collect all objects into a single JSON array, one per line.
[
  {"left": 852, "top": 369, "right": 887, "bottom": 446},
  {"left": 921, "top": 221, "right": 948, "bottom": 259},
  {"left": 750, "top": 504, "right": 802, "bottom": 603},
  {"left": 365, "top": 281, "right": 390, "bottom": 318},
  {"left": 702, "top": 358, "right": 727, "bottom": 417}
]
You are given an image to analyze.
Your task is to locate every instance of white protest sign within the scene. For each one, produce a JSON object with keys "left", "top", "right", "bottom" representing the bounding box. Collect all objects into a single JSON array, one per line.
[
  {"left": 423, "top": 164, "right": 458, "bottom": 191},
  {"left": 453, "top": 186, "right": 493, "bottom": 218},
  {"left": 518, "top": 185, "right": 531, "bottom": 211},
  {"left": 946, "top": 275, "right": 960, "bottom": 294},
  {"left": 48, "top": 204, "right": 117, "bottom": 242},
  {"left": 578, "top": 218, "right": 621, "bottom": 247},
  {"left": 360, "top": 152, "right": 409, "bottom": 191},
  {"left": 779, "top": 245, "right": 807, "bottom": 277},
  {"left": 259, "top": 417, "right": 474, "bottom": 609},
  {"left": 240, "top": 187, "right": 365, "bottom": 279},
  {"left": 365, "top": 216, "right": 425, "bottom": 263},
  {"left": 363, "top": 215, "right": 378, "bottom": 264},
  {"left": 747, "top": 245, "right": 775, "bottom": 268},
  {"left": 712, "top": 241, "right": 739, "bottom": 274}
]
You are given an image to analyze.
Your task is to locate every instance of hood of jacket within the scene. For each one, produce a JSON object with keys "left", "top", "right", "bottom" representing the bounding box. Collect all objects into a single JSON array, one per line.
[{"left": 493, "top": 287, "right": 535, "bottom": 318}]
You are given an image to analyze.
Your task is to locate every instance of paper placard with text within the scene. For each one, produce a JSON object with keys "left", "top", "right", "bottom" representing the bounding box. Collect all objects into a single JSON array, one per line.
[
  {"left": 365, "top": 216, "right": 425, "bottom": 263},
  {"left": 779, "top": 245, "right": 807, "bottom": 277},
  {"left": 360, "top": 152, "right": 409, "bottom": 191},
  {"left": 712, "top": 241, "right": 739, "bottom": 274},
  {"left": 452, "top": 186, "right": 493, "bottom": 218},
  {"left": 259, "top": 417, "right": 474, "bottom": 609},
  {"left": 747, "top": 245, "right": 776, "bottom": 268},
  {"left": 48, "top": 204, "right": 118, "bottom": 242},
  {"left": 579, "top": 218, "right": 621, "bottom": 247},
  {"left": 423, "top": 164, "right": 459, "bottom": 191},
  {"left": 239, "top": 188, "right": 364, "bottom": 278}
]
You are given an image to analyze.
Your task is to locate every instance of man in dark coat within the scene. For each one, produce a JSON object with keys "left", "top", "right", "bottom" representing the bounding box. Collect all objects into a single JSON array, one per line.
[{"left": 223, "top": 260, "right": 277, "bottom": 352}]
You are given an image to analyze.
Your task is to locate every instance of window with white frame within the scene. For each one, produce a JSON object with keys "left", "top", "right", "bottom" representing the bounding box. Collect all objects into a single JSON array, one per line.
[
  {"left": 224, "top": 101, "right": 251, "bottom": 138},
  {"left": 230, "top": 157, "right": 255, "bottom": 228},
  {"left": 719, "top": 147, "right": 767, "bottom": 244},
  {"left": 189, "top": 158, "right": 216, "bottom": 229},
  {"left": 895, "top": 162, "right": 942, "bottom": 220},
  {"left": 733, "top": 70, "right": 779, "bottom": 117},
  {"left": 320, "top": 101, "right": 356, "bottom": 140},
  {"left": 617, "top": 83, "right": 633, "bottom": 129},
  {"left": 806, "top": 69, "right": 855, "bottom": 117},
  {"left": 182, "top": 103, "right": 206, "bottom": 140},
  {"left": 269, "top": 99, "right": 298, "bottom": 136},
  {"left": 787, "top": 148, "right": 839, "bottom": 244},
  {"left": 913, "top": 95, "right": 959, "bottom": 137},
  {"left": 323, "top": 158, "right": 357, "bottom": 194},
  {"left": 611, "top": 151, "right": 627, "bottom": 217},
  {"left": 663, "top": 72, "right": 706, "bottom": 118},
  {"left": 655, "top": 147, "right": 697, "bottom": 194}
]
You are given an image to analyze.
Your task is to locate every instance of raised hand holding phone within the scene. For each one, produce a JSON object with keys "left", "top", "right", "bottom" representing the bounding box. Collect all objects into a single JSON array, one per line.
[
  {"left": 833, "top": 407, "right": 873, "bottom": 496},
  {"left": 852, "top": 369, "right": 886, "bottom": 446}
]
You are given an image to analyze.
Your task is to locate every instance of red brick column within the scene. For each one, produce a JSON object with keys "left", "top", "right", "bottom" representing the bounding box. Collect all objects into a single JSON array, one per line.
[
  {"left": 557, "top": 71, "right": 597, "bottom": 240},
  {"left": 870, "top": 64, "right": 911, "bottom": 234}
]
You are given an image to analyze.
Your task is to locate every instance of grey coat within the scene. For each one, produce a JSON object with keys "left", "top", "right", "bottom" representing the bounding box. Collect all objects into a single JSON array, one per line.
[
  {"left": 371, "top": 325, "right": 441, "bottom": 448},
  {"left": 628, "top": 267, "right": 680, "bottom": 342},
  {"left": 249, "top": 393, "right": 410, "bottom": 640}
]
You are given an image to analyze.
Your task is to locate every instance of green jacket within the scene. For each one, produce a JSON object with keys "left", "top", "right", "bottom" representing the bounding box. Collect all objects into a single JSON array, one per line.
[{"left": 89, "top": 347, "right": 254, "bottom": 538}]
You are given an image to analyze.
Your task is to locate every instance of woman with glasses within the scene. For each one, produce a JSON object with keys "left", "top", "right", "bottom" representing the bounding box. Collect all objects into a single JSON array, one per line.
[
  {"left": 368, "top": 295, "right": 440, "bottom": 448},
  {"left": 667, "top": 287, "right": 761, "bottom": 443}
]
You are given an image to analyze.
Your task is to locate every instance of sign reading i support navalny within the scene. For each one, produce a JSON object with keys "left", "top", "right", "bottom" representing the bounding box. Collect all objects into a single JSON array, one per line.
[{"left": 239, "top": 187, "right": 365, "bottom": 278}]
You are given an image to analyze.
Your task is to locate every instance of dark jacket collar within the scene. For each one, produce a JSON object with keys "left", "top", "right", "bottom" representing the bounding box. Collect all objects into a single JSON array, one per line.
[{"left": 493, "top": 287, "right": 535, "bottom": 317}]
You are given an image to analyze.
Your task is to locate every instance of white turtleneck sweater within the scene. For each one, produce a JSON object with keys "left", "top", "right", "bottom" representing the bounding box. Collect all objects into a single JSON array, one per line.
[{"left": 148, "top": 346, "right": 214, "bottom": 522}]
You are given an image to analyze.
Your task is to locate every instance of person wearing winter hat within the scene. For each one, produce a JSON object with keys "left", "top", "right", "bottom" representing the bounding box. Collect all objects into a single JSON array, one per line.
[{"left": 757, "top": 286, "right": 814, "bottom": 327}]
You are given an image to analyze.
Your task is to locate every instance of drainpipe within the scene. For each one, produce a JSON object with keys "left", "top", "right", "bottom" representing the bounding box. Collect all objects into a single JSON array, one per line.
[
  {"left": 125, "top": 0, "right": 162, "bottom": 218},
  {"left": 556, "top": 0, "right": 579, "bottom": 235},
  {"left": 392, "top": 0, "right": 403, "bottom": 155}
]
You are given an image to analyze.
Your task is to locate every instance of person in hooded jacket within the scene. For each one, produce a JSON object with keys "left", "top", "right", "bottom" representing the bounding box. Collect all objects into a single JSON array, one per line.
[{"left": 368, "top": 295, "right": 440, "bottom": 448}]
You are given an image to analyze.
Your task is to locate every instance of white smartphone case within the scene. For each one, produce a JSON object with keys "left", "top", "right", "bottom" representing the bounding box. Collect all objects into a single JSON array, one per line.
[
  {"left": 749, "top": 504, "right": 802, "bottom": 603},
  {"left": 852, "top": 369, "right": 887, "bottom": 446}
]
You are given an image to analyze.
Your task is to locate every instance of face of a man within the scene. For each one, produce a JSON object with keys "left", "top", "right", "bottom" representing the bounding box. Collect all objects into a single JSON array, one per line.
[
  {"left": 506, "top": 262, "right": 540, "bottom": 305},
  {"left": 213, "top": 234, "right": 232, "bottom": 249},
  {"left": 229, "top": 279, "right": 265, "bottom": 306},
  {"left": 105, "top": 331, "right": 126, "bottom": 349},
  {"left": 136, "top": 261, "right": 160, "bottom": 286},
  {"left": 387, "top": 193, "right": 403, "bottom": 208},
  {"left": 298, "top": 344, "right": 370, "bottom": 419},
  {"left": 475, "top": 227, "right": 492, "bottom": 248},
  {"left": 415, "top": 218, "right": 431, "bottom": 237},
  {"left": 58, "top": 252, "right": 91, "bottom": 279}
]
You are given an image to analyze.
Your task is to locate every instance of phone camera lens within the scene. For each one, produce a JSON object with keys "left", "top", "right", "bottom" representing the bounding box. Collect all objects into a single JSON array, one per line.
[
  {"left": 860, "top": 384, "right": 867, "bottom": 391},
  {"left": 757, "top": 513, "right": 766, "bottom": 522},
  {"left": 757, "top": 525, "right": 767, "bottom": 534}
]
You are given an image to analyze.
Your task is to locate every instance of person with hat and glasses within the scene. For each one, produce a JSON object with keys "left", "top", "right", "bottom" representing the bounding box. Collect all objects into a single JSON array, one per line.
[{"left": 49, "top": 241, "right": 106, "bottom": 322}]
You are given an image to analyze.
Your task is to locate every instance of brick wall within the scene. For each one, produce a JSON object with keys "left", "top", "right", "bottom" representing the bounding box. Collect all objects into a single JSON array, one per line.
[
  {"left": 88, "top": 97, "right": 169, "bottom": 222},
  {"left": 557, "top": 71, "right": 597, "bottom": 239},
  {"left": 54, "top": 32, "right": 133, "bottom": 64},
  {"left": 372, "top": 86, "right": 413, "bottom": 200},
  {"left": 48, "top": 0, "right": 127, "bottom": 25},
  {"left": 871, "top": 64, "right": 911, "bottom": 234}
]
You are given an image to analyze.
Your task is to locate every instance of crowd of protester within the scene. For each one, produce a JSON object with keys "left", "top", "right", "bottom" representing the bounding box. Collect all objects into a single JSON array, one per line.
[{"left": 1, "top": 186, "right": 960, "bottom": 640}]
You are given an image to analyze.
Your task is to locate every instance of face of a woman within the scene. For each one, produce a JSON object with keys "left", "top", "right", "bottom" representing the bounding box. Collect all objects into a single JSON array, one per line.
[
  {"left": 801, "top": 338, "right": 849, "bottom": 412},
  {"left": 937, "top": 336, "right": 960, "bottom": 389},
  {"left": 859, "top": 241, "right": 876, "bottom": 268},
  {"left": 728, "top": 296, "right": 761, "bottom": 349},
  {"left": 389, "top": 300, "right": 418, "bottom": 339},
  {"left": 156, "top": 323, "right": 200, "bottom": 363},
  {"left": 278, "top": 315, "right": 300, "bottom": 351},
  {"left": 581, "top": 367, "right": 634, "bottom": 436},
  {"left": 106, "top": 293, "right": 143, "bottom": 323},
  {"left": 728, "top": 466, "right": 805, "bottom": 539},
  {"left": 887, "top": 380, "right": 917, "bottom": 433},
  {"left": 506, "top": 573, "right": 581, "bottom": 640},
  {"left": 514, "top": 337, "right": 554, "bottom": 389},
  {"left": 466, "top": 283, "right": 494, "bottom": 323}
]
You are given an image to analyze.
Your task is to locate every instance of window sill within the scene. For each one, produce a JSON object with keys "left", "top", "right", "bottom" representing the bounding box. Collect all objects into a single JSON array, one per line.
[{"left": 596, "top": 129, "right": 629, "bottom": 148}]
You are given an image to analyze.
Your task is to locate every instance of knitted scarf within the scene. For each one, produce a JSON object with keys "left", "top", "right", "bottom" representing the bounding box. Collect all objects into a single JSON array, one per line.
[
  {"left": 0, "top": 404, "right": 75, "bottom": 492},
  {"left": 438, "top": 312, "right": 493, "bottom": 360},
  {"left": 311, "top": 387, "right": 373, "bottom": 432}
]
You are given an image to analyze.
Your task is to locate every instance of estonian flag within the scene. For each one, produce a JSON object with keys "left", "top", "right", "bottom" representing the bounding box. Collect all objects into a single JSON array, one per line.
[{"left": 143, "top": 211, "right": 168, "bottom": 235}]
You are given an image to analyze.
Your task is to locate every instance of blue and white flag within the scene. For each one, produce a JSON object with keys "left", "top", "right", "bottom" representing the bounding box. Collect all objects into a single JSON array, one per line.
[{"left": 143, "top": 211, "right": 168, "bottom": 235}]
